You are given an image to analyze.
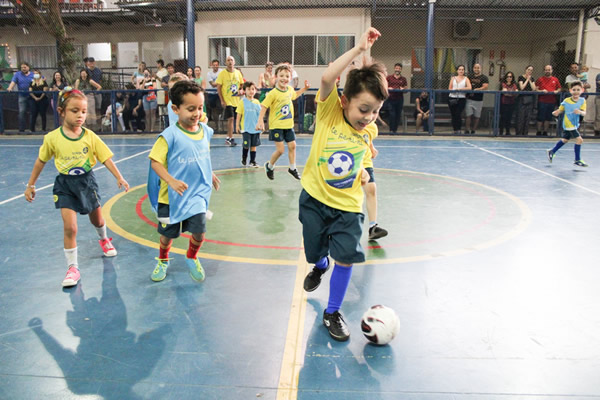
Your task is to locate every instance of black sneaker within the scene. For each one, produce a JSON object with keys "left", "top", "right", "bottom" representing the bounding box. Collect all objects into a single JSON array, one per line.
[
  {"left": 323, "top": 310, "right": 350, "bottom": 341},
  {"left": 230, "top": 138, "right": 238, "bottom": 146},
  {"left": 303, "top": 258, "right": 330, "bottom": 292},
  {"left": 265, "top": 162, "right": 274, "bottom": 180},
  {"left": 249, "top": 161, "right": 259, "bottom": 168},
  {"left": 288, "top": 168, "right": 301, "bottom": 180},
  {"left": 368, "top": 224, "right": 388, "bottom": 240},
  {"left": 546, "top": 149, "right": 553, "bottom": 163},
  {"left": 225, "top": 137, "right": 232, "bottom": 146},
  {"left": 241, "top": 158, "right": 247, "bottom": 167}
]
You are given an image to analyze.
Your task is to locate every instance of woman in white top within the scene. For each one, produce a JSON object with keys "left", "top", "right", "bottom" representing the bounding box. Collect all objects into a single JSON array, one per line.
[{"left": 448, "top": 64, "right": 472, "bottom": 134}]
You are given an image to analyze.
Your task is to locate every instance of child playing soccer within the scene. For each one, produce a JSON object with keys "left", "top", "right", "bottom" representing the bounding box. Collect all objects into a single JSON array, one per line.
[
  {"left": 236, "top": 81, "right": 262, "bottom": 167},
  {"left": 147, "top": 80, "right": 221, "bottom": 282},
  {"left": 24, "top": 87, "right": 129, "bottom": 287},
  {"left": 300, "top": 27, "right": 388, "bottom": 341},
  {"left": 256, "top": 64, "right": 310, "bottom": 181},
  {"left": 547, "top": 81, "right": 588, "bottom": 167}
]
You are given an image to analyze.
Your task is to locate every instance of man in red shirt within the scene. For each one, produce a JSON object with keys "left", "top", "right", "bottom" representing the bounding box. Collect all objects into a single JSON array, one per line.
[
  {"left": 385, "top": 63, "right": 407, "bottom": 133},
  {"left": 535, "top": 65, "right": 561, "bottom": 136}
]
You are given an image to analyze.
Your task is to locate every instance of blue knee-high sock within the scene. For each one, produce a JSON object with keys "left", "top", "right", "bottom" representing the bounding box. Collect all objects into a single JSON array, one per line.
[
  {"left": 326, "top": 264, "right": 353, "bottom": 314},
  {"left": 551, "top": 140, "right": 565, "bottom": 154},
  {"left": 575, "top": 144, "right": 582, "bottom": 161},
  {"left": 315, "top": 256, "right": 328, "bottom": 270}
]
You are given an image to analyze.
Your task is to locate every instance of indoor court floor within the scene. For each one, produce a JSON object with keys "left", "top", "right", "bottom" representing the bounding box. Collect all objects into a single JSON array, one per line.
[{"left": 1, "top": 134, "right": 599, "bottom": 399}]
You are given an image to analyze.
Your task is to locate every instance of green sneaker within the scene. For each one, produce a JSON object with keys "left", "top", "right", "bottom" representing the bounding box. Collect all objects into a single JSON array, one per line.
[
  {"left": 574, "top": 160, "right": 589, "bottom": 167},
  {"left": 151, "top": 258, "right": 170, "bottom": 282},
  {"left": 186, "top": 257, "right": 205, "bottom": 282}
]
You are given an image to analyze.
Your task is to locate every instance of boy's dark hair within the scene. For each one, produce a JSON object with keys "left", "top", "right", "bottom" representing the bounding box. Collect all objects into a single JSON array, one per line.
[
  {"left": 157, "top": 59, "right": 165, "bottom": 67},
  {"left": 169, "top": 80, "right": 203, "bottom": 107},
  {"left": 569, "top": 80, "right": 583, "bottom": 89},
  {"left": 242, "top": 81, "right": 256, "bottom": 91},
  {"left": 166, "top": 63, "right": 174, "bottom": 69},
  {"left": 343, "top": 61, "right": 388, "bottom": 102}
]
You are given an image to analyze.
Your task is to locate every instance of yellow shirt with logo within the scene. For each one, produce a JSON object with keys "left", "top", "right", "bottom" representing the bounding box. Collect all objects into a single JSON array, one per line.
[
  {"left": 261, "top": 86, "right": 297, "bottom": 130},
  {"left": 300, "top": 89, "right": 374, "bottom": 213},
  {"left": 362, "top": 128, "right": 379, "bottom": 169},
  {"left": 38, "top": 127, "right": 113, "bottom": 175},
  {"left": 149, "top": 124, "right": 205, "bottom": 204},
  {"left": 215, "top": 69, "right": 244, "bottom": 108}
]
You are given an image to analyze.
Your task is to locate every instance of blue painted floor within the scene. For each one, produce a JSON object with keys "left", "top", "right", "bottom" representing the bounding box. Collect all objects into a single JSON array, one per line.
[{"left": 1, "top": 134, "right": 600, "bottom": 399}]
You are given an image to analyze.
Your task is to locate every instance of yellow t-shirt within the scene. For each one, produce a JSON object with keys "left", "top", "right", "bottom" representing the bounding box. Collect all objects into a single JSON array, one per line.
[
  {"left": 215, "top": 69, "right": 244, "bottom": 108},
  {"left": 261, "top": 86, "right": 297, "bottom": 130},
  {"left": 38, "top": 127, "right": 113, "bottom": 175},
  {"left": 148, "top": 124, "right": 205, "bottom": 204},
  {"left": 300, "top": 89, "right": 374, "bottom": 213},
  {"left": 362, "top": 128, "right": 379, "bottom": 169}
]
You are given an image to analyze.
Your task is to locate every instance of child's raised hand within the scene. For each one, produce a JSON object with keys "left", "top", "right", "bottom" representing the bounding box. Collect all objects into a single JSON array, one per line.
[
  {"left": 118, "top": 178, "right": 130, "bottom": 192},
  {"left": 169, "top": 179, "right": 188, "bottom": 196},
  {"left": 24, "top": 186, "right": 36, "bottom": 202},
  {"left": 212, "top": 173, "right": 221, "bottom": 191},
  {"left": 358, "top": 28, "right": 381, "bottom": 52},
  {"left": 304, "top": 80, "right": 310, "bottom": 89}
]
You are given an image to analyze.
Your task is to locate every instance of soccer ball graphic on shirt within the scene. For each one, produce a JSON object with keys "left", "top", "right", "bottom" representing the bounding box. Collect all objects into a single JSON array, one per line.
[{"left": 327, "top": 151, "right": 354, "bottom": 177}]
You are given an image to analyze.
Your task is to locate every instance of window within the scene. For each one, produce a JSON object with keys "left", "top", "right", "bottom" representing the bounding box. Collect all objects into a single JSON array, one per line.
[
  {"left": 87, "top": 42, "right": 111, "bottom": 61},
  {"left": 209, "top": 37, "right": 245, "bottom": 66},
  {"left": 246, "top": 36, "right": 268, "bottom": 66},
  {"left": 17, "top": 45, "right": 84, "bottom": 69},
  {"left": 269, "top": 36, "right": 293, "bottom": 65},
  {"left": 294, "top": 36, "right": 316, "bottom": 66},
  {"left": 317, "top": 36, "right": 354, "bottom": 65}
]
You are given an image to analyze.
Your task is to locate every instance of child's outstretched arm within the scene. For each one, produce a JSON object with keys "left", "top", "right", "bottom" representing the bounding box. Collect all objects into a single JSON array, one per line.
[
  {"left": 552, "top": 107, "right": 564, "bottom": 117},
  {"left": 151, "top": 160, "right": 188, "bottom": 196},
  {"left": 24, "top": 158, "right": 47, "bottom": 202},
  {"left": 103, "top": 158, "right": 129, "bottom": 192},
  {"left": 320, "top": 27, "right": 381, "bottom": 102},
  {"left": 295, "top": 80, "right": 311, "bottom": 97}
]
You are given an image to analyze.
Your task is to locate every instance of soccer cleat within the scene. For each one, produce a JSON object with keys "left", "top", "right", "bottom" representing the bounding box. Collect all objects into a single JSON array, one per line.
[
  {"left": 249, "top": 161, "right": 259, "bottom": 168},
  {"left": 62, "top": 266, "right": 80, "bottom": 287},
  {"left": 547, "top": 149, "right": 554, "bottom": 163},
  {"left": 323, "top": 310, "right": 350, "bottom": 342},
  {"left": 288, "top": 168, "right": 301, "bottom": 180},
  {"left": 99, "top": 237, "right": 117, "bottom": 257},
  {"left": 303, "top": 258, "right": 330, "bottom": 292},
  {"left": 265, "top": 162, "right": 274, "bottom": 180},
  {"left": 574, "top": 160, "right": 589, "bottom": 167},
  {"left": 186, "top": 257, "right": 206, "bottom": 282},
  {"left": 241, "top": 158, "right": 247, "bottom": 167},
  {"left": 368, "top": 224, "right": 388, "bottom": 240},
  {"left": 151, "top": 258, "right": 170, "bottom": 282}
]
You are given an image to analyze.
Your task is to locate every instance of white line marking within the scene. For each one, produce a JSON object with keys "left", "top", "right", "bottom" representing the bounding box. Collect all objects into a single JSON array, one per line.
[
  {"left": 0, "top": 149, "right": 150, "bottom": 206},
  {"left": 465, "top": 141, "right": 600, "bottom": 196}
]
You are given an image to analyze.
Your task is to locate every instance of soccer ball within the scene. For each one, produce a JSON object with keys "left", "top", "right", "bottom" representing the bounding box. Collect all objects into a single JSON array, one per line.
[
  {"left": 327, "top": 151, "right": 354, "bottom": 177},
  {"left": 360, "top": 305, "right": 400, "bottom": 345}
]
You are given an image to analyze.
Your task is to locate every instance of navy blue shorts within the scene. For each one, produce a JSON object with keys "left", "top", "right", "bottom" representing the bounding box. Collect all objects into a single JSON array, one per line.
[
  {"left": 223, "top": 105, "right": 236, "bottom": 120},
  {"left": 53, "top": 171, "right": 100, "bottom": 215},
  {"left": 537, "top": 102, "right": 556, "bottom": 122},
  {"left": 242, "top": 132, "right": 261, "bottom": 148},
  {"left": 298, "top": 189, "right": 365, "bottom": 265},
  {"left": 562, "top": 129, "right": 581, "bottom": 140},
  {"left": 269, "top": 128, "right": 295, "bottom": 143},
  {"left": 157, "top": 203, "right": 207, "bottom": 239},
  {"left": 365, "top": 167, "right": 375, "bottom": 183}
]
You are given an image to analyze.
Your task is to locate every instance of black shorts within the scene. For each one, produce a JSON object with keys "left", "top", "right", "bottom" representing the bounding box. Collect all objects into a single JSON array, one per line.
[
  {"left": 53, "top": 171, "right": 101, "bottom": 215},
  {"left": 365, "top": 167, "right": 375, "bottom": 183},
  {"left": 269, "top": 128, "right": 296, "bottom": 143},
  {"left": 562, "top": 129, "right": 581, "bottom": 140},
  {"left": 242, "top": 132, "right": 261, "bottom": 148},
  {"left": 223, "top": 105, "right": 236, "bottom": 120},
  {"left": 298, "top": 189, "right": 365, "bottom": 265},
  {"left": 157, "top": 203, "right": 207, "bottom": 239}
]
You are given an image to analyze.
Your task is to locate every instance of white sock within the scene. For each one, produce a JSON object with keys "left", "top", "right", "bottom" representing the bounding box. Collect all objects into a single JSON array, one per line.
[
  {"left": 290, "top": 163, "right": 296, "bottom": 170},
  {"left": 64, "top": 247, "right": 78, "bottom": 269},
  {"left": 267, "top": 162, "right": 274, "bottom": 170},
  {"left": 95, "top": 224, "right": 108, "bottom": 240}
]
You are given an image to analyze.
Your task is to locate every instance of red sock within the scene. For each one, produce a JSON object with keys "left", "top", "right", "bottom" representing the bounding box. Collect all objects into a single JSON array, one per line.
[
  {"left": 187, "top": 238, "right": 202, "bottom": 259},
  {"left": 159, "top": 246, "right": 170, "bottom": 260}
]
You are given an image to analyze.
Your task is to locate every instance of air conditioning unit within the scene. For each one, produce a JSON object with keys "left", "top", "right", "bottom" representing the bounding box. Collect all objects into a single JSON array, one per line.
[{"left": 453, "top": 20, "right": 481, "bottom": 40}]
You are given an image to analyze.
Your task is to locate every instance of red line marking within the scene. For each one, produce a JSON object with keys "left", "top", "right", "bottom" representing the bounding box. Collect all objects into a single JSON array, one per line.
[{"left": 136, "top": 194, "right": 303, "bottom": 250}]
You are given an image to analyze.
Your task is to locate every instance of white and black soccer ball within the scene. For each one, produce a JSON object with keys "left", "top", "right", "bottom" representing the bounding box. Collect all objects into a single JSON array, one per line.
[
  {"left": 327, "top": 151, "right": 354, "bottom": 177},
  {"left": 360, "top": 305, "right": 400, "bottom": 345}
]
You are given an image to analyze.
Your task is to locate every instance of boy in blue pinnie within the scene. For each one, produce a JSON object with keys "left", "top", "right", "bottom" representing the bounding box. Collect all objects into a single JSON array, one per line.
[
  {"left": 148, "top": 80, "right": 221, "bottom": 282},
  {"left": 547, "top": 81, "right": 588, "bottom": 167},
  {"left": 236, "top": 81, "right": 262, "bottom": 167}
]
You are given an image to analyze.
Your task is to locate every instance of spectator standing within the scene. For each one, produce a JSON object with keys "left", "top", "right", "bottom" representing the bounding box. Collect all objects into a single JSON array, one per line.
[
  {"left": 565, "top": 62, "right": 580, "bottom": 86},
  {"left": 499, "top": 71, "right": 518, "bottom": 135},
  {"left": 193, "top": 66, "right": 206, "bottom": 89},
  {"left": 385, "top": 63, "right": 407, "bottom": 133},
  {"left": 161, "top": 63, "right": 175, "bottom": 88},
  {"left": 85, "top": 57, "right": 103, "bottom": 125},
  {"left": 131, "top": 62, "right": 146, "bottom": 88},
  {"left": 216, "top": 55, "right": 244, "bottom": 146},
  {"left": 465, "top": 63, "right": 489, "bottom": 134},
  {"left": 75, "top": 68, "right": 102, "bottom": 130},
  {"left": 141, "top": 68, "right": 158, "bottom": 132},
  {"left": 50, "top": 70, "right": 69, "bottom": 112},
  {"left": 595, "top": 72, "right": 600, "bottom": 136},
  {"left": 448, "top": 65, "right": 471, "bottom": 134},
  {"left": 206, "top": 59, "right": 223, "bottom": 132},
  {"left": 155, "top": 59, "right": 168, "bottom": 81},
  {"left": 515, "top": 65, "right": 536, "bottom": 136},
  {"left": 258, "top": 62, "right": 275, "bottom": 90},
  {"left": 535, "top": 65, "right": 561, "bottom": 136},
  {"left": 29, "top": 69, "right": 49, "bottom": 132},
  {"left": 7, "top": 62, "right": 34, "bottom": 132},
  {"left": 186, "top": 67, "right": 194, "bottom": 80}
]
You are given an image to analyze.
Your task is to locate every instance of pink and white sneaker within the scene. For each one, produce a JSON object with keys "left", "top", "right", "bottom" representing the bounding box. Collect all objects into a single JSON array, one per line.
[
  {"left": 99, "top": 237, "right": 117, "bottom": 257},
  {"left": 62, "top": 266, "right": 80, "bottom": 287}
]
